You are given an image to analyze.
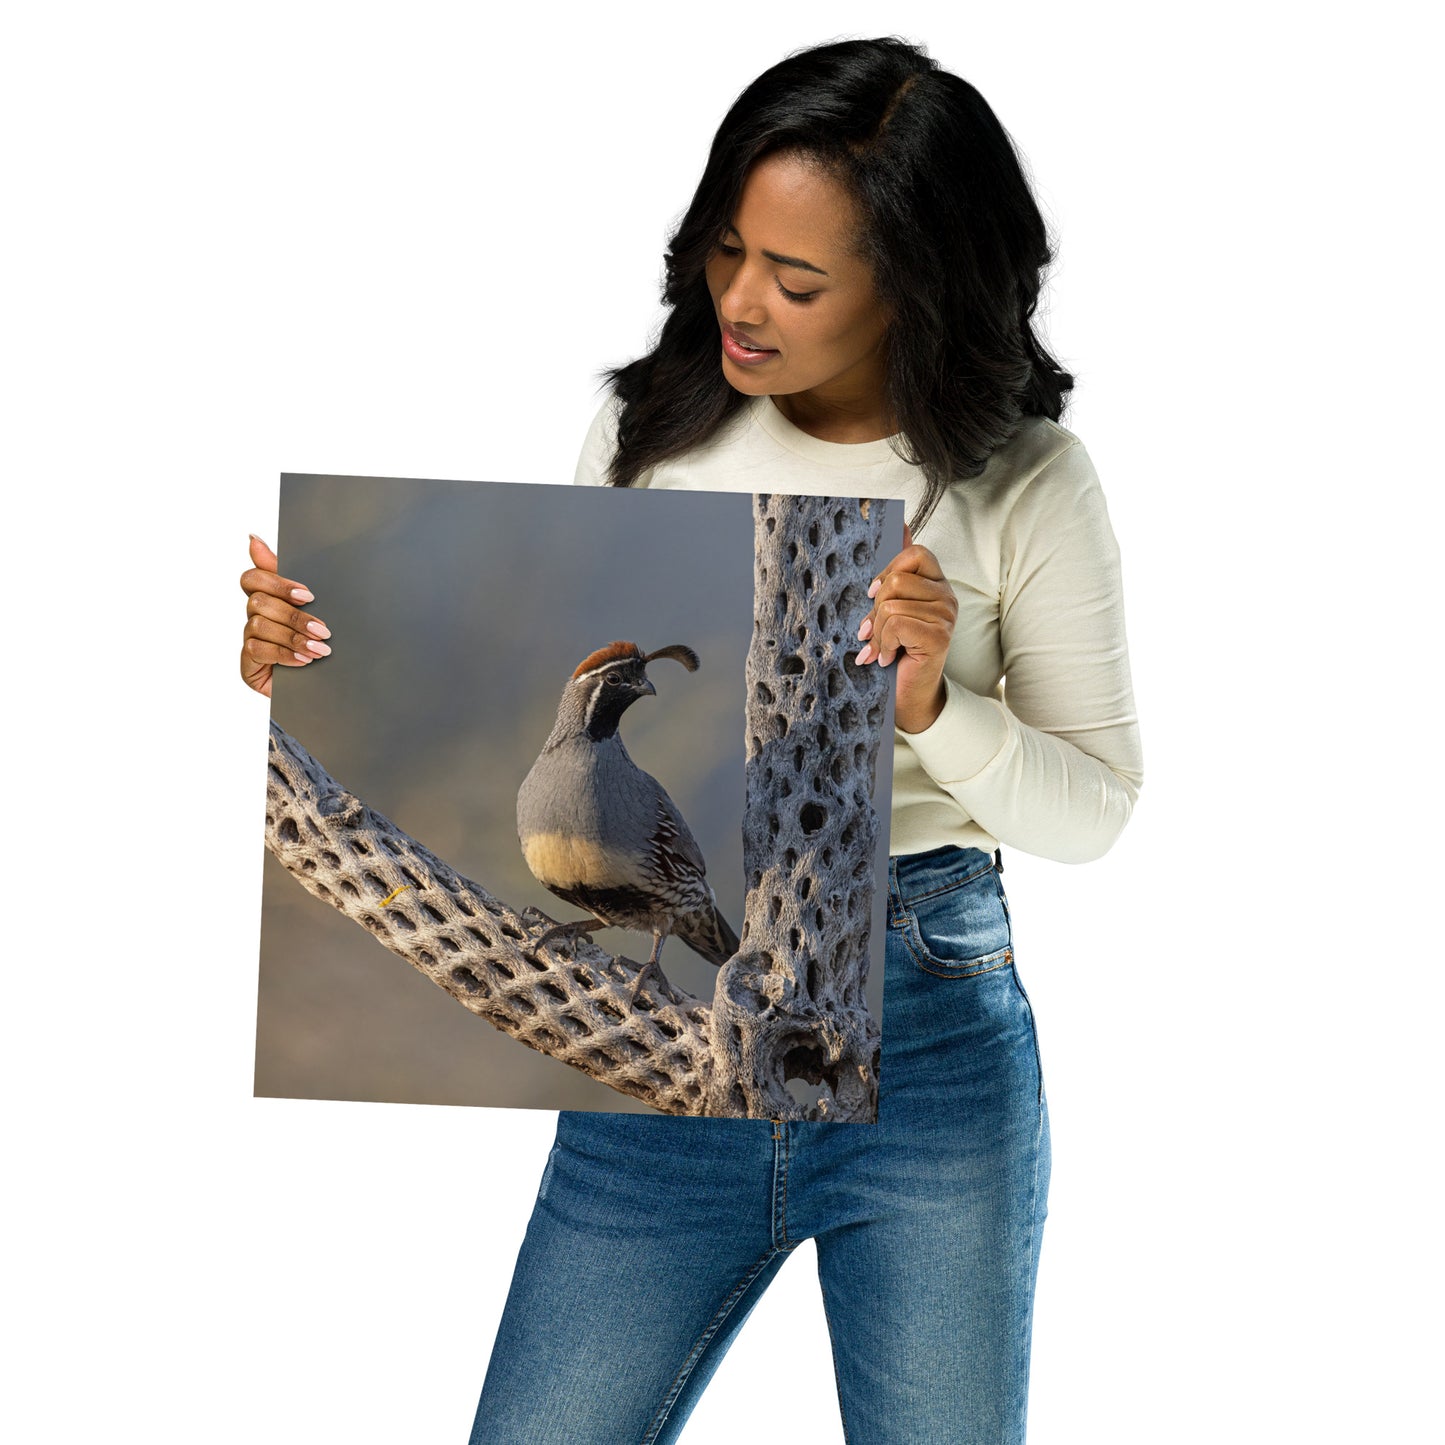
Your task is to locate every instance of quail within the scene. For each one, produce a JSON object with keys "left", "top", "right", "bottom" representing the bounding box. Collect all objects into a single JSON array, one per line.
[{"left": 517, "top": 641, "right": 740, "bottom": 1003}]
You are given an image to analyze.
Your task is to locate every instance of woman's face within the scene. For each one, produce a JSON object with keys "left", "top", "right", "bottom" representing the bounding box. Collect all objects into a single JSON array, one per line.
[{"left": 704, "top": 152, "right": 891, "bottom": 430}]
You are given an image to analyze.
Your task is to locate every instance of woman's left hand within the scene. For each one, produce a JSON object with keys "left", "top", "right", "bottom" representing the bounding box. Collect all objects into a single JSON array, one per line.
[{"left": 855, "top": 524, "right": 958, "bottom": 734}]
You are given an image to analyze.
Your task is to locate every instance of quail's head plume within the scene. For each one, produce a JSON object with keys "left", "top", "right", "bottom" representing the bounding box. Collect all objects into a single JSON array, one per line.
[{"left": 517, "top": 641, "right": 740, "bottom": 1003}]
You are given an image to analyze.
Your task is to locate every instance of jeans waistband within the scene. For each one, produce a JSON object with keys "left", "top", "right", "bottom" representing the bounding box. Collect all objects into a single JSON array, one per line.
[{"left": 888, "top": 845, "right": 998, "bottom": 908}]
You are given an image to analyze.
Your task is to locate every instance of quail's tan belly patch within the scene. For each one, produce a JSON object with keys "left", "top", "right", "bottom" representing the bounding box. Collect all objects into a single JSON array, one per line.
[{"left": 522, "top": 832, "right": 635, "bottom": 889}]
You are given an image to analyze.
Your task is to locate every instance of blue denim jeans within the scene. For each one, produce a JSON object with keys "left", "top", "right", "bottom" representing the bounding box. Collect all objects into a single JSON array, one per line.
[{"left": 470, "top": 846, "right": 1050, "bottom": 1444}]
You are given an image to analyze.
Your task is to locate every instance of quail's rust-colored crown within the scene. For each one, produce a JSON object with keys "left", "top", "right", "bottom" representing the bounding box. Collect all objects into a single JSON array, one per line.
[
  {"left": 571, "top": 642, "right": 700, "bottom": 679},
  {"left": 572, "top": 641, "right": 644, "bottom": 679}
]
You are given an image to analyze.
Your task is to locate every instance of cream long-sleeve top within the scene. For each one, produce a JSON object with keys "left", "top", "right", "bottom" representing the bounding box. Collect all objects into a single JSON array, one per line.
[{"left": 574, "top": 393, "right": 1143, "bottom": 864}]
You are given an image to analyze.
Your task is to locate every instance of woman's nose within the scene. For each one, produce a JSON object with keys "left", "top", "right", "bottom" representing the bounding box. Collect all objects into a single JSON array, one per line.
[{"left": 719, "top": 264, "right": 768, "bottom": 327}]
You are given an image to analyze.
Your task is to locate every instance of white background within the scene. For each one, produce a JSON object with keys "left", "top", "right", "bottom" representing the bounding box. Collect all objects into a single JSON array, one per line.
[{"left": 6, "top": 2, "right": 1438, "bottom": 1441}]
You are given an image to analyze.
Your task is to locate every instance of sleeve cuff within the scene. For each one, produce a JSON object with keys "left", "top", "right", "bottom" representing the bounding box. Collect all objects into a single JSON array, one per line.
[{"left": 898, "top": 675, "right": 1011, "bottom": 785}]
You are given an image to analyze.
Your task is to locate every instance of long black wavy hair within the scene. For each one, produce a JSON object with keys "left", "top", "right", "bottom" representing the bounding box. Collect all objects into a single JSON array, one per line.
[{"left": 604, "top": 36, "right": 1074, "bottom": 530}]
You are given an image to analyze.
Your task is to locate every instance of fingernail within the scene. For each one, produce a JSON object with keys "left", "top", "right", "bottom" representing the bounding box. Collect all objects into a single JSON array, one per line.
[
  {"left": 857, "top": 618, "right": 873, "bottom": 640},
  {"left": 305, "top": 640, "right": 331, "bottom": 656},
  {"left": 305, "top": 621, "right": 331, "bottom": 639},
  {"left": 868, "top": 578, "right": 881, "bottom": 598},
  {"left": 291, "top": 587, "right": 314, "bottom": 602},
  {"left": 292, "top": 652, "right": 312, "bottom": 663},
  {"left": 856, "top": 644, "right": 873, "bottom": 664}
]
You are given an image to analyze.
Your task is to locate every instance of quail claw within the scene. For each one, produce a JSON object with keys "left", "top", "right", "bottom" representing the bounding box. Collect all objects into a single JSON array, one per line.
[{"left": 629, "top": 959, "right": 682, "bottom": 1007}]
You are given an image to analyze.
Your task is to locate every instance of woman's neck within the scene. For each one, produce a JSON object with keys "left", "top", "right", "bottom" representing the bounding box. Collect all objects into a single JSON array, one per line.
[{"left": 769, "top": 389, "right": 896, "bottom": 444}]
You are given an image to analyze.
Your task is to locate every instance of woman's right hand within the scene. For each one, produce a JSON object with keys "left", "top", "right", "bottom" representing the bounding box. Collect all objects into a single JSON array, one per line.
[{"left": 239, "top": 535, "right": 331, "bottom": 698}]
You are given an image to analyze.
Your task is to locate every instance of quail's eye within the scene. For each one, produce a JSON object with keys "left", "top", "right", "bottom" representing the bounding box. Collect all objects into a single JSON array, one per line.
[{"left": 605, "top": 675, "right": 621, "bottom": 687}]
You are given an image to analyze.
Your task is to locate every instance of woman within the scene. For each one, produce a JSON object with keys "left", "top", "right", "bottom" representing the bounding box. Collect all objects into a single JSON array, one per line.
[{"left": 241, "top": 37, "right": 1141, "bottom": 1443}]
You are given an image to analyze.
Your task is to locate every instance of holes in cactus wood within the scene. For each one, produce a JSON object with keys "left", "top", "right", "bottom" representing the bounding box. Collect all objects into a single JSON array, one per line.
[
  {"left": 322, "top": 850, "right": 341, "bottom": 868},
  {"left": 773, "top": 712, "right": 789, "bottom": 738},
  {"left": 808, "top": 520, "right": 820, "bottom": 545},
  {"left": 825, "top": 551, "right": 838, "bottom": 577},
  {"left": 466, "top": 926, "right": 492, "bottom": 948},
  {"left": 348, "top": 839, "right": 370, "bottom": 856},
  {"left": 779, "top": 653, "right": 805, "bottom": 675},
  {"left": 853, "top": 542, "right": 870, "bottom": 565},
  {"left": 340, "top": 880, "right": 360, "bottom": 900},
  {"left": 423, "top": 903, "right": 446, "bottom": 924},
  {"left": 833, "top": 508, "right": 847, "bottom": 533},
  {"left": 800, "top": 803, "right": 827, "bottom": 835},
  {"left": 793, "top": 745, "right": 805, "bottom": 773},
  {"left": 417, "top": 949, "right": 436, "bottom": 968},
  {"left": 450, "top": 966, "right": 489, "bottom": 996},
  {"left": 500, "top": 920, "right": 524, "bottom": 941},
  {"left": 278, "top": 816, "right": 300, "bottom": 845},
  {"left": 438, "top": 935, "right": 460, "bottom": 954},
  {"left": 826, "top": 669, "right": 844, "bottom": 699},
  {"left": 755, "top": 680, "right": 774, "bottom": 705},
  {"left": 803, "top": 568, "right": 814, "bottom": 592},
  {"left": 837, "top": 701, "right": 859, "bottom": 732},
  {"left": 540, "top": 981, "right": 568, "bottom": 1004}
]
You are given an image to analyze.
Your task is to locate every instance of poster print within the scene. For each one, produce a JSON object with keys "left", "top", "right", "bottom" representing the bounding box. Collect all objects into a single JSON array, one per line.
[{"left": 257, "top": 476, "right": 897, "bottom": 1121}]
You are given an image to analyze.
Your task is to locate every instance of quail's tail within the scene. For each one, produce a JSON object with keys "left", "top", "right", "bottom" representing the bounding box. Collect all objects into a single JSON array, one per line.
[{"left": 674, "top": 903, "right": 741, "bottom": 969}]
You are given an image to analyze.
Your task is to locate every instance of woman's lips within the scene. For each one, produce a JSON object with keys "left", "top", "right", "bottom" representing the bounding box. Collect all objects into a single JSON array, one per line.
[{"left": 721, "top": 324, "right": 779, "bottom": 366}]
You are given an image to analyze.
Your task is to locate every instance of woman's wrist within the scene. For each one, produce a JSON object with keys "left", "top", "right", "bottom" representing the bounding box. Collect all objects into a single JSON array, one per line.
[{"left": 894, "top": 679, "right": 948, "bottom": 735}]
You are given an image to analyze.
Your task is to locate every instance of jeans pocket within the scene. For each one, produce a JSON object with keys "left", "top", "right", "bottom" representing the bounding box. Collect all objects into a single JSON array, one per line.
[{"left": 900, "top": 864, "right": 1013, "bottom": 979}]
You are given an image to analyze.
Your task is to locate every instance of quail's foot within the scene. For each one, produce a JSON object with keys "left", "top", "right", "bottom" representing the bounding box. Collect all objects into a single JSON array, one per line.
[{"left": 629, "top": 959, "right": 681, "bottom": 1007}]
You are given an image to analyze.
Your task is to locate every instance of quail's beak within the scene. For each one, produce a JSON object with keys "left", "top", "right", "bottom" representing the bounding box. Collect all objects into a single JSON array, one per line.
[{"left": 638, "top": 677, "right": 657, "bottom": 697}]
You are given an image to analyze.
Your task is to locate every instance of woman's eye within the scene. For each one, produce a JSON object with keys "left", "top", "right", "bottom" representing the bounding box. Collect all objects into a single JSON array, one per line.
[
  {"left": 776, "top": 279, "right": 818, "bottom": 304},
  {"left": 716, "top": 242, "right": 742, "bottom": 257}
]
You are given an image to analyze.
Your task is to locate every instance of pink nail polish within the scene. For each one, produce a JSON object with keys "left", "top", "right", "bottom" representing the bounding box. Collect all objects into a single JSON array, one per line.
[
  {"left": 291, "top": 588, "right": 315, "bottom": 603},
  {"left": 305, "top": 640, "right": 331, "bottom": 656},
  {"left": 857, "top": 618, "right": 873, "bottom": 641},
  {"left": 305, "top": 621, "right": 331, "bottom": 639},
  {"left": 868, "top": 578, "right": 881, "bottom": 598}
]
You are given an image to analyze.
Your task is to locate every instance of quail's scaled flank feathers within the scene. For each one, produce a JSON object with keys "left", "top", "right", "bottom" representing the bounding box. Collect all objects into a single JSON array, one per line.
[{"left": 517, "top": 641, "right": 741, "bottom": 1000}]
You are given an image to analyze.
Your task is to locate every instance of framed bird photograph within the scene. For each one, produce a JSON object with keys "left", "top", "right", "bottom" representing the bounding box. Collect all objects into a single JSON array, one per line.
[{"left": 255, "top": 474, "right": 899, "bottom": 1121}]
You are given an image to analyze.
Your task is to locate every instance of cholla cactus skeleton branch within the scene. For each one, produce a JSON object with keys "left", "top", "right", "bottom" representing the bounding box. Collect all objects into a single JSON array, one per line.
[{"left": 262, "top": 494, "right": 889, "bottom": 1120}]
